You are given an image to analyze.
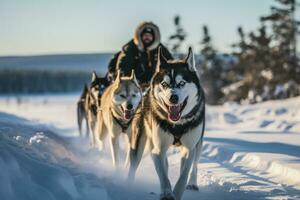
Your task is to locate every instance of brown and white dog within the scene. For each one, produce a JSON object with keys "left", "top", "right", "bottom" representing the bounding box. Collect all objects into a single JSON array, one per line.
[{"left": 95, "top": 70, "right": 142, "bottom": 168}]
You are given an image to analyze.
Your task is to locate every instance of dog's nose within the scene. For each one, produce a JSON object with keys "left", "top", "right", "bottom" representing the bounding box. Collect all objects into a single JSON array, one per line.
[
  {"left": 170, "top": 94, "right": 179, "bottom": 104},
  {"left": 127, "top": 103, "right": 133, "bottom": 110}
]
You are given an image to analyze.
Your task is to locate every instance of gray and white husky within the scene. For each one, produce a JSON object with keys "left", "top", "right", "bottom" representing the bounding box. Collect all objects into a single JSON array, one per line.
[
  {"left": 128, "top": 47, "right": 205, "bottom": 200},
  {"left": 96, "top": 70, "right": 142, "bottom": 168}
]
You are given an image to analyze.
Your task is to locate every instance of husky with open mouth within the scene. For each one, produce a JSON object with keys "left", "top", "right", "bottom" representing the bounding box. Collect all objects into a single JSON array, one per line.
[
  {"left": 128, "top": 47, "right": 205, "bottom": 200},
  {"left": 95, "top": 70, "right": 142, "bottom": 168}
]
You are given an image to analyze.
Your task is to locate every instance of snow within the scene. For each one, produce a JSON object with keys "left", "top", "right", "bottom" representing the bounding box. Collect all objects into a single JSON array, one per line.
[{"left": 0, "top": 94, "right": 299, "bottom": 200}]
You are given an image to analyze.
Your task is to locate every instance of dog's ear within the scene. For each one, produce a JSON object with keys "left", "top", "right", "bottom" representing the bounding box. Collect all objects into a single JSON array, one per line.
[
  {"left": 115, "top": 69, "right": 121, "bottom": 85},
  {"left": 129, "top": 69, "right": 135, "bottom": 80},
  {"left": 184, "top": 47, "right": 197, "bottom": 72},
  {"left": 156, "top": 46, "right": 167, "bottom": 72},
  {"left": 91, "top": 71, "right": 98, "bottom": 82},
  {"left": 130, "top": 70, "right": 140, "bottom": 86}
]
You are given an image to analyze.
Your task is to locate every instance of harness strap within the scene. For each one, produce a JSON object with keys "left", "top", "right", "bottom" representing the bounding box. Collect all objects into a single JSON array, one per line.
[
  {"left": 173, "top": 136, "right": 182, "bottom": 146},
  {"left": 111, "top": 109, "right": 132, "bottom": 133},
  {"left": 171, "top": 107, "right": 205, "bottom": 147}
]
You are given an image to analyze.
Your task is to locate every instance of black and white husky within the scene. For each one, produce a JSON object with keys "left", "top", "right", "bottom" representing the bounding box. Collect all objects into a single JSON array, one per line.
[
  {"left": 128, "top": 47, "right": 205, "bottom": 200},
  {"left": 77, "top": 72, "right": 109, "bottom": 144},
  {"left": 77, "top": 84, "right": 88, "bottom": 136}
]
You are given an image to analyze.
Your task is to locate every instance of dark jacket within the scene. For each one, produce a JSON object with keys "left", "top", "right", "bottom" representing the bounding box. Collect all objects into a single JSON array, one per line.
[
  {"left": 107, "top": 51, "right": 121, "bottom": 81},
  {"left": 107, "top": 22, "right": 173, "bottom": 86}
]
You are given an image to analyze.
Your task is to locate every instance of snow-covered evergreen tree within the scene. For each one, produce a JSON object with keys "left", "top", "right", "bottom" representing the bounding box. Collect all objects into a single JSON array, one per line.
[
  {"left": 167, "top": 15, "right": 187, "bottom": 56},
  {"left": 225, "top": 25, "right": 274, "bottom": 103},
  {"left": 261, "top": 0, "right": 300, "bottom": 99},
  {"left": 225, "top": 0, "right": 300, "bottom": 103},
  {"left": 199, "top": 25, "right": 232, "bottom": 104}
]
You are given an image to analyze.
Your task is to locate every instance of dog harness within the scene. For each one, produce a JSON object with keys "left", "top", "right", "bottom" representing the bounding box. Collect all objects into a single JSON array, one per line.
[
  {"left": 155, "top": 106, "right": 205, "bottom": 147},
  {"left": 173, "top": 135, "right": 182, "bottom": 146},
  {"left": 111, "top": 109, "right": 133, "bottom": 133},
  {"left": 172, "top": 111, "right": 205, "bottom": 146}
]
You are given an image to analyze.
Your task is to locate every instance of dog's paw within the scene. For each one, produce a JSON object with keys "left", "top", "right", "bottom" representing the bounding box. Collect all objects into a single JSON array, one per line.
[
  {"left": 160, "top": 196, "right": 175, "bottom": 200},
  {"left": 186, "top": 184, "right": 199, "bottom": 191},
  {"left": 160, "top": 192, "right": 175, "bottom": 200},
  {"left": 160, "top": 193, "right": 175, "bottom": 200}
]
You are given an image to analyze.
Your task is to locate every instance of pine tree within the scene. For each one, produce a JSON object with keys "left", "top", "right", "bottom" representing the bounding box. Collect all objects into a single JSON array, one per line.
[
  {"left": 226, "top": 0, "right": 300, "bottom": 103},
  {"left": 260, "top": 0, "right": 300, "bottom": 98},
  {"left": 230, "top": 26, "right": 249, "bottom": 80},
  {"left": 224, "top": 26, "right": 251, "bottom": 101},
  {"left": 167, "top": 15, "right": 187, "bottom": 55},
  {"left": 225, "top": 24, "right": 274, "bottom": 103},
  {"left": 200, "top": 25, "right": 216, "bottom": 61},
  {"left": 199, "top": 25, "right": 228, "bottom": 104}
]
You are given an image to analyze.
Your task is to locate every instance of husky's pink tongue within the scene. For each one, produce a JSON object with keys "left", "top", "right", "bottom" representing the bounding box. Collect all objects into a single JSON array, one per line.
[{"left": 168, "top": 105, "right": 181, "bottom": 121}]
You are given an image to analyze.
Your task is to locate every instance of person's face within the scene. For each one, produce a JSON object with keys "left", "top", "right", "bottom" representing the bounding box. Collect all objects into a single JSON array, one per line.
[{"left": 142, "top": 33, "right": 154, "bottom": 45}]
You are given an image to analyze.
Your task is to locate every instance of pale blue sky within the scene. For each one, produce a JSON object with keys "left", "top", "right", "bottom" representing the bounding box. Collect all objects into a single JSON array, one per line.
[{"left": 0, "top": 0, "right": 298, "bottom": 55}]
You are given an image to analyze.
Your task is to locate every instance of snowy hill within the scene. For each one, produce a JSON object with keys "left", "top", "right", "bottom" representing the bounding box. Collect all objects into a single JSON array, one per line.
[
  {"left": 0, "top": 112, "right": 110, "bottom": 200},
  {"left": 0, "top": 95, "right": 299, "bottom": 200}
]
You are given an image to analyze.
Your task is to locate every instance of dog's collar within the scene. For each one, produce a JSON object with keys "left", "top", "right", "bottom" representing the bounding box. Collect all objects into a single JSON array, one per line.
[{"left": 151, "top": 93, "right": 205, "bottom": 146}]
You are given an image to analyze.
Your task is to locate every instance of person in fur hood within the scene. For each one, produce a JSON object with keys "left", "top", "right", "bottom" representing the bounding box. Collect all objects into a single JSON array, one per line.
[{"left": 107, "top": 22, "right": 173, "bottom": 88}]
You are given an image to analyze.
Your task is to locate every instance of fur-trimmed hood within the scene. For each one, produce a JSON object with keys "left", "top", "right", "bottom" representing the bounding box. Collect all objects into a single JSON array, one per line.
[{"left": 133, "top": 22, "right": 161, "bottom": 51}]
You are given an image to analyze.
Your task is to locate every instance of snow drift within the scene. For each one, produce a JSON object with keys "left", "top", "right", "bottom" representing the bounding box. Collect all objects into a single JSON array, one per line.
[
  {"left": 0, "top": 112, "right": 109, "bottom": 200},
  {"left": 0, "top": 95, "right": 299, "bottom": 200}
]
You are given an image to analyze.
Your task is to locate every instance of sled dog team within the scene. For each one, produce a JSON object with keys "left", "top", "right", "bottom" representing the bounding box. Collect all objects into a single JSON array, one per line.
[
  {"left": 77, "top": 47, "right": 205, "bottom": 200},
  {"left": 77, "top": 22, "right": 205, "bottom": 200}
]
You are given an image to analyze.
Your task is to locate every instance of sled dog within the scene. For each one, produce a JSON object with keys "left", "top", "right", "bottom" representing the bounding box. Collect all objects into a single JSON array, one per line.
[
  {"left": 128, "top": 47, "right": 205, "bottom": 200},
  {"left": 84, "top": 72, "right": 109, "bottom": 144},
  {"left": 77, "top": 84, "right": 88, "bottom": 136},
  {"left": 96, "top": 70, "right": 142, "bottom": 168}
]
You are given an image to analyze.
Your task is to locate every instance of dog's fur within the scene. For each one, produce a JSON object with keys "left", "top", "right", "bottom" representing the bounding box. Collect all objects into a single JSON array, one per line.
[
  {"left": 77, "top": 84, "right": 89, "bottom": 136},
  {"left": 84, "top": 72, "right": 110, "bottom": 145},
  {"left": 128, "top": 47, "right": 205, "bottom": 200},
  {"left": 96, "top": 70, "right": 142, "bottom": 168}
]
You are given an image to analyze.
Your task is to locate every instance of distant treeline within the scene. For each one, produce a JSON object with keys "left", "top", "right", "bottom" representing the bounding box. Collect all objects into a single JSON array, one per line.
[{"left": 0, "top": 69, "right": 90, "bottom": 94}]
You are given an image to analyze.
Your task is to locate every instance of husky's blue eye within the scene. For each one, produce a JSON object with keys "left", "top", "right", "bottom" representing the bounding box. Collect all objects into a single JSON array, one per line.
[
  {"left": 120, "top": 94, "right": 126, "bottom": 98},
  {"left": 161, "top": 82, "right": 169, "bottom": 89}
]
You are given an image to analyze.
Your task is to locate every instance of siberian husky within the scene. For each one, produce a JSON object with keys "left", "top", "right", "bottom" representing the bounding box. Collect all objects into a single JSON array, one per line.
[
  {"left": 128, "top": 47, "right": 205, "bottom": 200},
  {"left": 96, "top": 70, "right": 142, "bottom": 168},
  {"left": 84, "top": 72, "right": 110, "bottom": 145},
  {"left": 77, "top": 84, "right": 88, "bottom": 136}
]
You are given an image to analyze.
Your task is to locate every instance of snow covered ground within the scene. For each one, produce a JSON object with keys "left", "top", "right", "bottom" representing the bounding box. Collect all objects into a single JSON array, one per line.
[{"left": 0, "top": 94, "right": 299, "bottom": 200}]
